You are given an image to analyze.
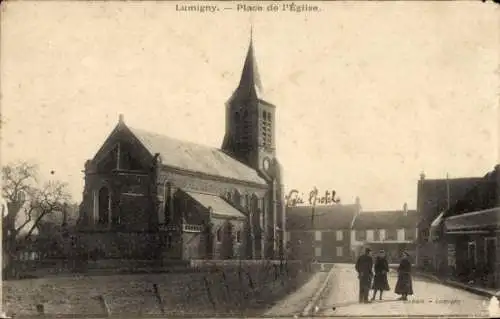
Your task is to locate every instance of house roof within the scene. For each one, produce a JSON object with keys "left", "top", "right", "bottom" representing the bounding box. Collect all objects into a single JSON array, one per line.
[
  {"left": 417, "top": 177, "right": 481, "bottom": 226},
  {"left": 127, "top": 126, "right": 267, "bottom": 186},
  {"left": 442, "top": 166, "right": 499, "bottom": 218},
  {"left": 184, "top": 191, "right": 246, "bottom": 219},
  {"left": 352, "top": 209, "right": 419, "bottom": 230},
  {"left": 286, "top": 204, "right": 357, "bottom": 230},
  {"left": 445, "top": 207, "right": 500, "bottom": 232}
]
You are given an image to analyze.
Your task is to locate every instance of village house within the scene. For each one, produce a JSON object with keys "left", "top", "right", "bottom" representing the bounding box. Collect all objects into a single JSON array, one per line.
[
  {"left": 351, "top": 203, "right": 418, "bottom": 264},
  {"left": 415, "top": 173, "right": 481, "bottom": 271},
  {"left": 286, "top": 199, "right": 360, "bottom": 263},
  {"left": 429, "top": 165, "right": 499, "bottom": 289},
  {"left": 76, "top": 37, "right": 287, "bottom": 261}
]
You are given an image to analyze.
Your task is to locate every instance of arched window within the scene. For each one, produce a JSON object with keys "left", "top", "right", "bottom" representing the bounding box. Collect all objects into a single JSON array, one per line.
[
  {"left": 241, "top": 194, "right": 247, "bottom": 209},
  {"left": 233, "top": 190, "right": 241, "bottom": 207},
  {"left": 216, "top": 228, "right": 222, "bottom": 242},
  {"left": 98, "top": 187, "right": 110, "bottom": 225},
  {"left": 251, "top": 195, "right": 259, "bottom": 226},
  {"left": 251, "top": 195, "right": 259, "bottom": 213},
  {"left": 236, "top": 230, "right": 242, "bottom": 243}
]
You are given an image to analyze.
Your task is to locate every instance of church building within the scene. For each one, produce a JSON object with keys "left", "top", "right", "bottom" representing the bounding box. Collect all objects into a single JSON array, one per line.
[{"left": 77, "top": 37, "right": 286, "bottom": 261}]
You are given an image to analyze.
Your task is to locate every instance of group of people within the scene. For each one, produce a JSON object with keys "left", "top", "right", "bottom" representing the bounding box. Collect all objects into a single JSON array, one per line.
[{"left": 355, "top": 248, "right": 414, "bottom": 303}]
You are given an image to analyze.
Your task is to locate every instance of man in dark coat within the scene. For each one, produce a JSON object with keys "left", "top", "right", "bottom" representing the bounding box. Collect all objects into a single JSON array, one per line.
[{"left": 355, "top": 247, "right": 373, "bottom": 303}]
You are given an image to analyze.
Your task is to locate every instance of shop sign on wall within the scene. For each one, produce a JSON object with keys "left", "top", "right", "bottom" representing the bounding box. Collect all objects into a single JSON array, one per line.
[{"left": 285, "top": 188, "right": 340, "bottom": 207}]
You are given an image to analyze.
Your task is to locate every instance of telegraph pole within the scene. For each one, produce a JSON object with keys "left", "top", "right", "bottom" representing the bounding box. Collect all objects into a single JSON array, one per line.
[{"left": 309, "top": 187, "right": 318, "bottom": 270}]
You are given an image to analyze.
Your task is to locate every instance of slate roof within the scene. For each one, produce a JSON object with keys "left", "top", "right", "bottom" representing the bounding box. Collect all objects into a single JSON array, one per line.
[
  {"left": 228, "top": 37, "right": 264, "bottom": 102},
  {"left": 286, "top": 204, "right": 357, "bottom": 230},
  {"left": 445, "top": 207, "right": 500, "bottom": 231},
  {"left": 417, "top": 177, "right": 481, "bottom": 227},
  {"left": 352, "top": 210, "right": 419, "bottom": 230},
  {"left": 127, "top": 126, "right": 267, "bottom": 186},
  {"left": 184, "top": 191, "right": 246, "bottom": 219}
]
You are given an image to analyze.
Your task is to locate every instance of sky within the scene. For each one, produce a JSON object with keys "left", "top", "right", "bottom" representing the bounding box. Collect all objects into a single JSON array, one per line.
[{"left": 1, "top": 1, "right": 498, "bottom": 211}]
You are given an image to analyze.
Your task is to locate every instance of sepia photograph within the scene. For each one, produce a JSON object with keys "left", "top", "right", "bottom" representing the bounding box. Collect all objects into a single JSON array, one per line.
[{"left": 0, "top": 1, "right": 499, "bottom": 317}]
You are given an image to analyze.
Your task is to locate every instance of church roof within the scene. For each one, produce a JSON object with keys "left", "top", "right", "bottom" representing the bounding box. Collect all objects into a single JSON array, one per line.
[
  {"left": 127, "top": 126, "right": 267, "bottom": 186},
  {"left": 228, "top": 34, "right": 265, "bottom": 103},
  {"left": 184, "top": 191, "right": 246, "bottom": 219}
]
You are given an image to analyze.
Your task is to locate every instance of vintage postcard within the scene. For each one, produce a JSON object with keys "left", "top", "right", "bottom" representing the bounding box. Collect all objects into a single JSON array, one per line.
[{"left": 0, "top": 0, "right": 499, "bottom": 318}]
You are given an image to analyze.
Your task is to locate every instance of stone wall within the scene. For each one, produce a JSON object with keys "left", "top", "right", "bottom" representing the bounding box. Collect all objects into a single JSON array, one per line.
[{"left": 4, "top": 260, "right": 314, "bottom": 317}]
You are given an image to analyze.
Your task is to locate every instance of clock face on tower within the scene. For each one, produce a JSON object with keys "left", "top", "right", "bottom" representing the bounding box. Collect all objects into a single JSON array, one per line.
[{"left": 263, "top": 157, "right": 271, "bottom": 171}]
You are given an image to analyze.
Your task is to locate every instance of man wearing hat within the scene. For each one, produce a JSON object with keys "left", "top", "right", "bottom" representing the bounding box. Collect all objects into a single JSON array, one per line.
[{"left": 355, "top": 247, "right": 374, "bottom": 303}]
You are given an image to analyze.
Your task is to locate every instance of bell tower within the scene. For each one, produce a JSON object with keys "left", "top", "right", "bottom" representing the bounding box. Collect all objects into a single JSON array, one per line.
[{"left": 221, "top": 31, "right": 277, "bottom": 179}]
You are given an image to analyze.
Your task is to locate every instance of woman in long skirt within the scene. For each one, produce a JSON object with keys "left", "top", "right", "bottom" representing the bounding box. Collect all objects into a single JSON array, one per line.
[
  {"left": 372, "top": 250, "right": 390, "bottom": 301},
  {"left": 395, "top": 251, "right": 414, "bottom": 300}
]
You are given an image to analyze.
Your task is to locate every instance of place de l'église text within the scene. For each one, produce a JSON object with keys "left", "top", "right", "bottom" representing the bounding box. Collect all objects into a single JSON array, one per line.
[{"left": 175, "top": 2, "right": 321, "bottom": 13}]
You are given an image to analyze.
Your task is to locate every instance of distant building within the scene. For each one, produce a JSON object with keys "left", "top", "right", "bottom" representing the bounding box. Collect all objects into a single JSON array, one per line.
[
  {"left": 77, "top": 37, "right": 286, "bottom": 261},
  {"left": 351, "top": 204, "right": 418, "bottom": 264},
  {"left": 415, "top": 173, "right": 481, "bottom": 270},
  {"left": 430, "top": 165, "right": 499, "bottom": 288},
  {"left": 286, "top": 200, "right": 359, "bottom": 263}
]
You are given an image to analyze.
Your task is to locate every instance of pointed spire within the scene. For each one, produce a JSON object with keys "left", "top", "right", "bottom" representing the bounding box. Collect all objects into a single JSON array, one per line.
[{"left": 232, "top": 26, "right": 263, "bottom": 100}]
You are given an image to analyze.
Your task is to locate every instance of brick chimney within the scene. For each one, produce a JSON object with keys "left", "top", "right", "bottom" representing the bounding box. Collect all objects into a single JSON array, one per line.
[
  {"left": 118, "top": 114, "right": 124, "bottom": 124},
  {"left": 403, "top": 202, "right": 408, "bottom": 215},
  {"left": 420, "top": 171, "right": 426, "bottom": 181}
]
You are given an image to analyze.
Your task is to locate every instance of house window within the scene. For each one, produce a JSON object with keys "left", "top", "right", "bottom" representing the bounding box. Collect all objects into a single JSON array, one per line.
[
  {"left": 216, "top": 228, "right": 222, "bottom": 242},
  {"left": 397, "top": 229, "right": 405, "bottom": 241},
  {"left": 379, "top": 229, "right": 386, "bottom": 241},
  {"left": 355, "top": 230, "right": 366, "bottom": 241},
  {"left": 405, "top": 228, "right": 416, "bottom": 241},
  {"left": 336, "top": 230, "right": 343, "bottom": 241},
  {"left": 315, "top": 231, "right": 322, "bottom": 241},
  {"left": 367, "top": 230, "right": 374, "bottom": 241},
  {"left": 386, "top": 229, "right": 397, "bottom": 241},
  {"left": 315, "top": 247, "right": 322, "bottom": 258},
  {"left": 336, "top": 246, "right": 343, "bottom": 257},
  {"left": 236, "top": 230, "right": 241, "bottom": 243},
  {"left": 374, "top": 230, "right": 380, "bottom": 241}
]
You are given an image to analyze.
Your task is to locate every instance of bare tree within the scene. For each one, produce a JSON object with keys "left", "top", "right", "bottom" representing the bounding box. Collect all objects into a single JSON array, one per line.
[
  {"left": 2, "top": 161, "right": 71, "bottom": 278},
  {"left": 2, "top": 161, "right": 38, "bottom": 241},
  {"left": 24, "top": 181, "right": 72, "bottom": 240}
]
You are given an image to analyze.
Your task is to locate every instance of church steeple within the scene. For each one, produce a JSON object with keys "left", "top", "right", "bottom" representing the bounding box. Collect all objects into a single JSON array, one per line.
[
  {"left": 230, "top": 28, "right": 263, "bottom": 102},
  {"left": 222, "top": 27, "right": 276, "bottom": 172}
]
